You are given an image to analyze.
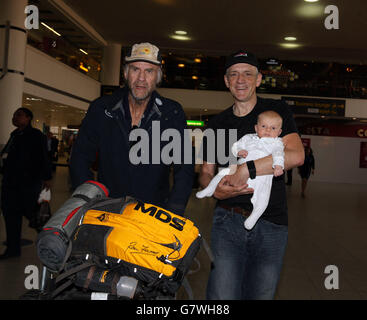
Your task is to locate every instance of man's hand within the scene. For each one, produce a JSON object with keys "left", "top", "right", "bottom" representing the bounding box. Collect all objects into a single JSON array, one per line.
[
  {"left": 200, "top": 161, "right": 253, "bottom": 201},
  {"left": 213, "top": 174, "right": 253, "bottom": 200}
]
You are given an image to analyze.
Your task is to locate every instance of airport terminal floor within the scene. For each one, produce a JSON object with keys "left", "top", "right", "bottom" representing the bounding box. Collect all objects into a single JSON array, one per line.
[{"left": 0, "top": 165, "right": 366, "bottom": 300}]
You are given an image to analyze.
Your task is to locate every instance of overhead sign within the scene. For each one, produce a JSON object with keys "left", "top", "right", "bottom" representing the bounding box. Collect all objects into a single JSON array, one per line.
[
  {"left": 282, "top": 96, "right": 345, "bottom": 117},
  {"left": 266, "top": 58, "right": 279, "bottom": 65},
  {"left": 299, "top": 123, "right": 367, "bottom": 138}
]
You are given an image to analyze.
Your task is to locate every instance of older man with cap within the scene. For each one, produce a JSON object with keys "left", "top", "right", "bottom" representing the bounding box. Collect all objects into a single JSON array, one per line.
[
  {"left": 70, "top": 42, "right": 194, "bottom": 215},
  {"left": 199, "top": 50, "right": 304, "bottom": 299}
]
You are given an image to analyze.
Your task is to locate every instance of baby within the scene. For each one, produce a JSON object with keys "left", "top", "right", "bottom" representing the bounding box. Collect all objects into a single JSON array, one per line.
[{"left": 196, "top": 110, "right": 285, "bottom": 230}]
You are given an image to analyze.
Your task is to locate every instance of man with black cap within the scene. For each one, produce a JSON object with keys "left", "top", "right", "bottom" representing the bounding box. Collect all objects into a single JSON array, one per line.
[
  {"left": 70, "top": 42, "right": 193, "bottom": 216},
  {"left": 199, "top": 50, "right": 304, "bottom": 299}
]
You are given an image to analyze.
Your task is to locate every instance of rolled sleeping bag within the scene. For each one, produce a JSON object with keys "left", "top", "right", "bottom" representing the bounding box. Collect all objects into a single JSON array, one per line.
[{"left": 37, "top": 180, "right": 109, "bottom": 272}]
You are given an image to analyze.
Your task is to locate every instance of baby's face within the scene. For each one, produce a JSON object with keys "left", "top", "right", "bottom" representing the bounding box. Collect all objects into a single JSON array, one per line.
[{"left": 255, "top": 117, "right": 282, "bottom": 138}]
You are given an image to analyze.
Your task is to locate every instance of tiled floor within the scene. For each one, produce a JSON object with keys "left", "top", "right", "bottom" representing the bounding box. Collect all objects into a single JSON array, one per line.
[{"left": 1, "top": 166, "right": 366, "bottom": 300}]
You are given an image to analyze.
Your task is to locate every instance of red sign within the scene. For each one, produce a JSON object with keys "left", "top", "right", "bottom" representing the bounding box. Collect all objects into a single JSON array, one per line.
[
  {"left": 360, "top": 142, "right": 367, "bottom": 168},
  {"left": 300, "top": 123, "right": 367, "bottom": 138}
]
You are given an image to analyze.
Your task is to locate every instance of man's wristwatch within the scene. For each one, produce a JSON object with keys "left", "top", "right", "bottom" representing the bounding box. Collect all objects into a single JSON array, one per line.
[{"left": 246, "top": 160, "right": 256, "bottom": 180}]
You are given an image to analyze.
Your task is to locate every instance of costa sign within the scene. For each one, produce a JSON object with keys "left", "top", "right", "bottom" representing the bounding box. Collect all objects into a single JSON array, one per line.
[{"left": 357, "top": 129, "right": 367, "bottom": 138}]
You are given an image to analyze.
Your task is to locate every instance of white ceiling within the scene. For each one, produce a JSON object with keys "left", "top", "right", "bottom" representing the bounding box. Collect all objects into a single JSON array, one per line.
[
  {"left": 25, "top": 1, "right": 367, "bottom": 128},
  {"left": 23, "top": 94, "right": 86, "bottom": 129}
]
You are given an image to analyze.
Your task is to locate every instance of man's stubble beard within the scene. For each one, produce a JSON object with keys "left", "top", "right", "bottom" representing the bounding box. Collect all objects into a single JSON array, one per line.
[{"left": 128, "top": 82, "right": 154, "bottom": 105}]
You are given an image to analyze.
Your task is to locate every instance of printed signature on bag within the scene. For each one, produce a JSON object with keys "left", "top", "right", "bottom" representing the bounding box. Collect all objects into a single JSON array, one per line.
[{"left": 126, "top": 242, "right": 159, "bottom": 256}]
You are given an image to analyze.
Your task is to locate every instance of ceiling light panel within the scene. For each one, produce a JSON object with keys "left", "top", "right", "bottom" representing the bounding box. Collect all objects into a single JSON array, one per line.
[
  {"left": 280, "top": 43, "right": 301, "bottom": 49},
  {"left": 170, "top": 35, "right": 191, "bottom": 41}
]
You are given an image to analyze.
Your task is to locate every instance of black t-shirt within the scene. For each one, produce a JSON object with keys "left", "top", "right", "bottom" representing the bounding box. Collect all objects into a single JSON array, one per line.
[{"left": 201, "top": 97, "right": 298, "bottom": 225}]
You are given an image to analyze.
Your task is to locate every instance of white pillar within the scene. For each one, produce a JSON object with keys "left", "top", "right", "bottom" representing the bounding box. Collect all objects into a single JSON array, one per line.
[
  {"left": 100, "top": 43, "right": 122, "bottom": 86},
  {"left": 0, "top": 0, "right": 28, "bottom": 147}
]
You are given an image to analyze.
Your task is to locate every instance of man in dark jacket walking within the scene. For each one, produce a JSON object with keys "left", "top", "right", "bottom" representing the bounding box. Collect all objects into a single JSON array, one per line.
[
  {"left": 0, "top": 107, "right": 52, "bottom": 259},
  {"left": 70, "top": 42, "right": 194, "bottom": 215}
]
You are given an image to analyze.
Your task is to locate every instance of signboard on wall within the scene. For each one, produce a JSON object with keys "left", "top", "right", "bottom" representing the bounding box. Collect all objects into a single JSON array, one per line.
[
  {"left": 299, "top": 123, "right": 367, "bottom": 138},
  {"left": 360, "top": 142, "right": 367, "bottom": 168},
  {"left": 282, "top": 96, "right": 346, "bottom": 117}
]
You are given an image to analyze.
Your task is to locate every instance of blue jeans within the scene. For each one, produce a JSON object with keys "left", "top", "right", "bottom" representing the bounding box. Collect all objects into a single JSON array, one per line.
[{"left": 206, "top": 206, "right": 288, "bottom": 300}]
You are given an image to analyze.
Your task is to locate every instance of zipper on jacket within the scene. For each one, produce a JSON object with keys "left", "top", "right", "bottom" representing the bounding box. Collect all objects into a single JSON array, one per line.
[
  {"left": 144, "top": 102, "right": 162, "bottom": 133},
  {"left": 109, "top": 99, "right": 129, "bottom": 144}
]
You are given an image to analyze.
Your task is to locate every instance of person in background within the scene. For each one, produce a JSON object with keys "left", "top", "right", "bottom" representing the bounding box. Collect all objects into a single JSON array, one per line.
[
  {"left": 69, "top": 42, "right": 194, "bottom": 216},
  {"left": 0, "top": 108, "right": 52, "bottom": 259},
  {"left": 298, "top": 146, "right": 315, "bottom": 197},
  {"left": 46, "top": 131, "right": 59, "bottom": 171}
]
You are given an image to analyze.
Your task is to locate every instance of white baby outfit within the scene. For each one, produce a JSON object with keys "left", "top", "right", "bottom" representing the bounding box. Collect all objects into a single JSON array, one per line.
[{"left": 196, "top": 134, "right": 284, "bottom": 230}]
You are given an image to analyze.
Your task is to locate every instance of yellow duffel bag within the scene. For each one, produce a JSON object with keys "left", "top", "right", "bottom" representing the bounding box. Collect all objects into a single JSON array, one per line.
[{"left": 68, "top": 197, "right": 201, "bottom": 298}]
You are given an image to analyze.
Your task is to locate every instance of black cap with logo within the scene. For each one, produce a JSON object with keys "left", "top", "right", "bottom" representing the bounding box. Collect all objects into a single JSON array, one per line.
[{"left": 225, "top": 50, "right": 259, "bottom": 71}]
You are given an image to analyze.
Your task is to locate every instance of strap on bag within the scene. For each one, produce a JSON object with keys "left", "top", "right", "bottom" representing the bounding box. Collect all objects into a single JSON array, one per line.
[
  {"left": 83, "top": 266, "right": 96, "bottom": 291},
  {"left": 50, "top": 261, "right": 95, "bottom": 299},
  {"left": 55, "top": 260, "right": 95, "bottom": 285}
]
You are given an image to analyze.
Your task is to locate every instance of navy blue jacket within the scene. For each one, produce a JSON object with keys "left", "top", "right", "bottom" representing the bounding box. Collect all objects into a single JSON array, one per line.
[{"left": 70, "top": 87, "right": 194, "bottom": 215}]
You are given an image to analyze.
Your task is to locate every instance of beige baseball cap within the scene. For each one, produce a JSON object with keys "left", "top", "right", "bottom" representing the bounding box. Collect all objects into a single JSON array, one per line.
[{"left": 125, "top": 42, "right": 162, "bottom": 65}]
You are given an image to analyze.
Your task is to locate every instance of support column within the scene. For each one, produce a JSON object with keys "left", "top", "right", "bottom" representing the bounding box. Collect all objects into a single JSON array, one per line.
[
  {"left": 100, "top": 43, "right": 122, "bottom": 86},
  {"left": 0, "top": 0, "right": 28, "bottom": 147}
]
